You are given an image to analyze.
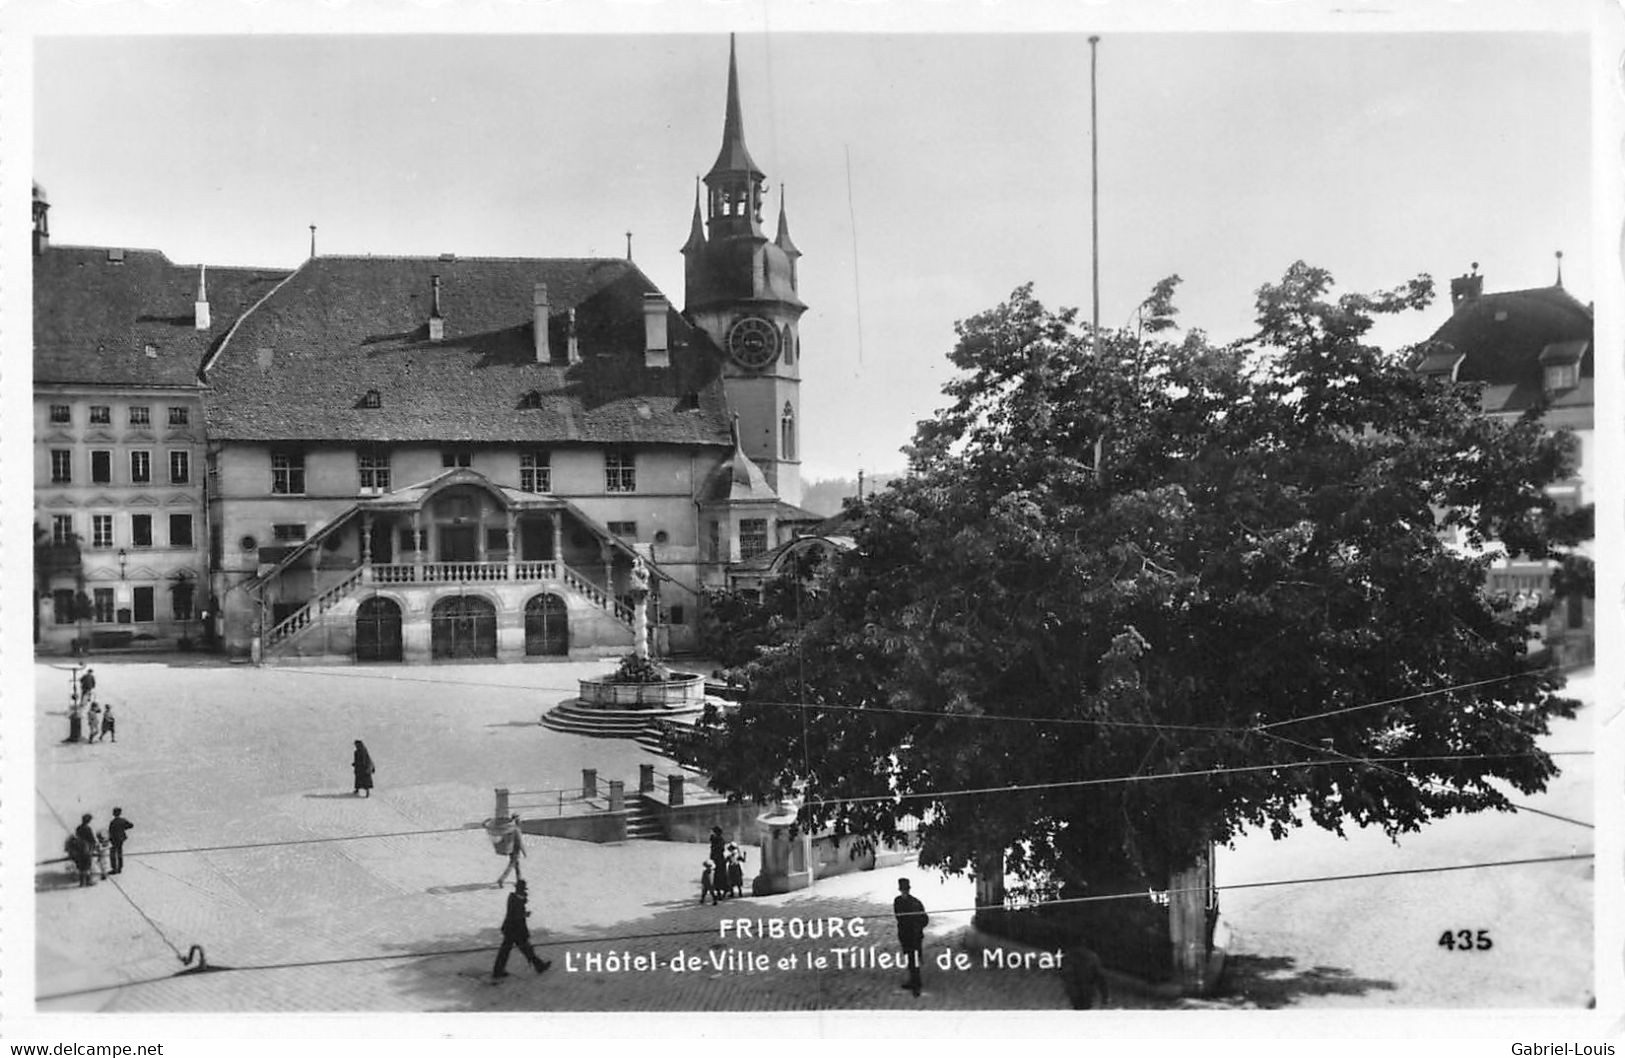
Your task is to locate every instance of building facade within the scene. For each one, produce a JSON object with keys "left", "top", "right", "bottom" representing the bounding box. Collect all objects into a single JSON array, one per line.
[
  {"left": 1414, "top": 264, "right": 1595, "bottom": 664},
  {"left": 31, "top": 184, "right": 289, "bottom": 653},
  {"left": 34, "top": 40, "right": 819, "bottom": 663}
]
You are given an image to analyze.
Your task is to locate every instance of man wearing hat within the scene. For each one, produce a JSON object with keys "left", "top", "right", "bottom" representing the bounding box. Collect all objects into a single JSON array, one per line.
[{"left": 492, "top": 879, "right": 551, "bottom": 978}]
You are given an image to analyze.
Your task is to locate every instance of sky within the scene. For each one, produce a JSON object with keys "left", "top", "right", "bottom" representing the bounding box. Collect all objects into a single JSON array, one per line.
[{"left": 32, "top": 27, "right": 1597, "bottom": 483}]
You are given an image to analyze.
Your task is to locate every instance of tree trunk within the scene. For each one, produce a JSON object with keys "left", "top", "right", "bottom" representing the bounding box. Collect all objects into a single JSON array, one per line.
[{"left": 1167, "top": 841, "right": 1215, "bottom": 994}]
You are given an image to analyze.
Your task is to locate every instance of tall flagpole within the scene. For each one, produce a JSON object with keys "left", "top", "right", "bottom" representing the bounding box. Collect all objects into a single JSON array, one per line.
[
  {"left": 1089, "top": 35, "right": 1105, "bottom": 477},
  {"left": 1089, "top": 35, "right": 1101, "bottom": 356}
]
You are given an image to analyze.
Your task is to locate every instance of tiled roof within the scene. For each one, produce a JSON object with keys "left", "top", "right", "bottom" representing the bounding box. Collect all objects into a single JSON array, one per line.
[
  {"left": 1418, "top": 284, "right": 1593, "bottom": 414},
  {"left": 203, "top": 255, "right": 734, "bottom": 446},
  {"left": 34, "top": 246, "right": 289, "bottom": 388}
]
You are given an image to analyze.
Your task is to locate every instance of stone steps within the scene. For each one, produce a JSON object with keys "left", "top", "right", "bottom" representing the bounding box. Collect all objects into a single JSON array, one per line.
[
  {"left": 539, "top": 698, "right": 703, "bottom": 740},
  {"left": 624, "top": 801, "right": 664, "bottom": 840}
]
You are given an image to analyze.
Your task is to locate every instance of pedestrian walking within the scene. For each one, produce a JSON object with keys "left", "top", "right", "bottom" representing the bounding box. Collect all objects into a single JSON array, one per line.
[
  {"left": 491, "top": 880, "right": 551, "bottom": 978},
  {"left": 87, "top": 700, "right": 103, "bottom": 743},
  {"left": 65, "top": 700, "right": 82, "bottom": 743},
  {"left": 80, "top": 667, "right": 96, "bottom": 702},
  {"left": 494, "top": 815, "right": 525, "bottom": 887},
  {"left": 101, "top": 702, "right": 116, "bottom": 743},
  {"left": 107, "top": 807, "right": 133, "bottom": 874},
  {"left": 93, "top": 831, "right": 110, "bottom": 880},
  {"left": 893, "top": 878, "right": 928, "bottom": 996},
  {"left": 352, "top": 740, "right": 375, "bottom": 797}
]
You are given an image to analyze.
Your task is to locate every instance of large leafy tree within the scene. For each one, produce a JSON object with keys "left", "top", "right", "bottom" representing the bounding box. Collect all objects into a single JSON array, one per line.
[{"left": 679, "top": 264, "right": 1588, "bottom": 887}]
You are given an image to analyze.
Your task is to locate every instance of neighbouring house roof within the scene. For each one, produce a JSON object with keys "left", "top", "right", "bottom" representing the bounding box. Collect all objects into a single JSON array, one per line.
[
  {"left": 34, "top": 245, "right": 289, "bottom": 388},
  {"left": 202, "top": 255, "right": 734, "bottom": 447},
  {"left": 1417, "top": 283, "right": 1593, "bottom": 415},
  {"left": 728, "top": 531, "right": 857, "bottom": 579}
]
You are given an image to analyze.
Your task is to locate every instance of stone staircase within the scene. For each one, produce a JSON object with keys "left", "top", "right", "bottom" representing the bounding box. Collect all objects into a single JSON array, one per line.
[
  {"left": 540, "top": 698, "right": 705, "bottom": 742},
  {"left": 623, "top": 799, "right": 665, "bottom": 840}
]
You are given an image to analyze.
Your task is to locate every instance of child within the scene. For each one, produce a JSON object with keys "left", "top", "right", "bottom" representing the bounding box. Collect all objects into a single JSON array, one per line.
[
  {"left": 700, "top": 861, "right": 716, "bottom": 905},
  {"left": 93, "top": 831, "right": 110, "bottom": 880},
  {"left": 87, "top": 701, "right": 103, "bottom": 743}
]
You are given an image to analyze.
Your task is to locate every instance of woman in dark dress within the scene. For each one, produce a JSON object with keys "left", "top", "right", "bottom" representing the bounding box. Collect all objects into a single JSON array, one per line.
[
  {"left": 708, "top": 827, "right": 728, "bottom": 901},
  {"left": 352, "top": 740, "right": 375, "bottom": 797}
]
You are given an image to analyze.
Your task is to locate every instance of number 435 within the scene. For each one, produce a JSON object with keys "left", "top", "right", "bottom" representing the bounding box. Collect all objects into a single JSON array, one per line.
[{"left": 1439, "top": 929, "right": 1493, "bottom": 951}]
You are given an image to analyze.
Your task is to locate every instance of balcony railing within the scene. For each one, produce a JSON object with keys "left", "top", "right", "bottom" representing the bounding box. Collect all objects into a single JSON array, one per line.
[{"left": 371, "top": 560, "right": 562, "bottom": 584}]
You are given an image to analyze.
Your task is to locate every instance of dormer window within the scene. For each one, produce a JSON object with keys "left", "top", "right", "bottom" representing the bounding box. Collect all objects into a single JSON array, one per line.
[
  {"left": 1545, "top": 364, "right": 1579, "bottom": 392},
  {"left": 1538, "top": 339, "right": 1587, "bottom": 394},
  {"left": 519, "top": 389, "right": 543, "bottom": 410},
  {"left": 361, "top": 389, "right": 382, "bottom": 409}
]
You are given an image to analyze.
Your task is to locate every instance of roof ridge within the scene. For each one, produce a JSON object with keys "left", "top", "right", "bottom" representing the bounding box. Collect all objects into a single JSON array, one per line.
[
  {"left": 45, "top": 243, "right": 174, "bottom": 261},
  {"left": 312, "top": 253, "right": 634, "bottom": 266},
  {"left": 199, "top": 258, "right": 316, "bottom": 381}
]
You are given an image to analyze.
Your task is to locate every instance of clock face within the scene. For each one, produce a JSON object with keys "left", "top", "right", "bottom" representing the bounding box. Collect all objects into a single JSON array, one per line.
[{"left": 727, "top": 316, "right": 781, "bottom": 370}]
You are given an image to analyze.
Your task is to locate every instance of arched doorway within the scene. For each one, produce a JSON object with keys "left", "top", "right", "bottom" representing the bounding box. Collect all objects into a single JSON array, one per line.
[
  {"left": 524, "top": 593, "right": 569, "bottom": 656},
  {"left": 355, "top": 597, "right": 403, "bottom": 662},
  {"left": 431, "top": 595, "right": 497, "bottom": 659}
]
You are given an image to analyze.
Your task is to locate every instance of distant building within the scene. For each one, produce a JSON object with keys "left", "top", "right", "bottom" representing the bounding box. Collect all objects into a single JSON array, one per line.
[
  {"left": 33, "top": 38, "right": 820, "bottom": 662},
  {"left": 1413, "top": 262, "right": 1594, "bottom": 664}
]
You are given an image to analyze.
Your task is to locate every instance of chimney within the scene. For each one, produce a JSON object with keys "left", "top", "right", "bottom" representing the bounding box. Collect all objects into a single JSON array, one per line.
[
  {"left": 566, "top": 308, "right": 581, "bottom": 364},
  {"left": 194, "top": 265, "right": 211, "bottom": 330},
  {"left": 1449, "top": 262, "right": 1483, "bottom": 311},
  {"left": 428, "top": 274, "right": 444, "bottom": 341},
  {"left": 533, "top": 283, "right": 551, "bottom": 363},
  {"left": 643, "top": 293, "right": 670, "bottom": 368}
]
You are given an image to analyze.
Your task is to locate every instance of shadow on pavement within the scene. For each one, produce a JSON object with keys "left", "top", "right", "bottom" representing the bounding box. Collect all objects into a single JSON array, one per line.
[
  {"left": 36, "top": 866, "right": 85, "bottom": 893},
  {"left": 1211, "top": 954, "right": 1398, "bottom": 1008},
  {"left": 427, "top": 882, "right": 505, "bottom": 896},
  {"left": 302, "top": 792, "right": 366, "bottom": 799}
]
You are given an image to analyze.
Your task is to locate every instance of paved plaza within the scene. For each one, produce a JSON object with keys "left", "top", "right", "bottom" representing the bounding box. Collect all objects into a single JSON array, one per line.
[
  {"left": 31, "top": 657, "right": 1100, "bottom": 1014},
  {"left": 31, "top": 657, "right": 1594, "bottom": 1015}
]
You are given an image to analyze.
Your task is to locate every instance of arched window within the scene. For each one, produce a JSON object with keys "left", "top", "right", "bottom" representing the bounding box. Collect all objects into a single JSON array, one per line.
[
  {"left": 782, "top": 324, "right": 795, "bottom": 365},
  {"left": 780, "top": 401, "right": 796, "bottom": 460}
]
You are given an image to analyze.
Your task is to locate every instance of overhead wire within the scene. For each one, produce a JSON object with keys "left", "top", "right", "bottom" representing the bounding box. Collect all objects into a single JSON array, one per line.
[
  {"left": 33, "top": 749, "right": 1590, "bottom": 868},
  {"left": 37, "top": 851, "right": 1592, "bottom": 1004}
]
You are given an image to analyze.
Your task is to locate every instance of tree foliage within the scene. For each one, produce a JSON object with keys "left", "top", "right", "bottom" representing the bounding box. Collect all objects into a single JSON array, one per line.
[{"left": 678, "top": 264, "right": 1587, "bottom": 885}]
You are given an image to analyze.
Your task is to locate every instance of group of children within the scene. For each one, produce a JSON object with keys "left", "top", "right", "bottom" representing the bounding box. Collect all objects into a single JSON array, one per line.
[
  {"left": 64, "top": 667, "right": 117, "bottom": 744},
  {"left": 701, "top": 827, "right": 747, "bottom": 904}
]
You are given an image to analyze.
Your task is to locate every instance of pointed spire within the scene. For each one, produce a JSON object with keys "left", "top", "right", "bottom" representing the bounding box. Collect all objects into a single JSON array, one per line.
[
  {"left": 774, "top": 186, "right": 801, "bottom": 257},
  {"left": 681, "top": 178, "right": 707, "bottom": 254},
  {"left": 707, "top": 34, "right": 764, "bottom": 181}
]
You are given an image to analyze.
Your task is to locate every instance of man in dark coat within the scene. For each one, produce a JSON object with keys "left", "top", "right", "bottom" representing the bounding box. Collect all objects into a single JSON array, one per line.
[
  {"left": 893, "top": 878, "right": 928, "bottom": 996},
  {"left": 492, "top": 880, "right": 551, "bottom": 978},
  {"left": 80, "top": 667, "right": 96, "bottom": 702},
  {"left": 107, "top": 807, "right": 133, "bottom": 875}
]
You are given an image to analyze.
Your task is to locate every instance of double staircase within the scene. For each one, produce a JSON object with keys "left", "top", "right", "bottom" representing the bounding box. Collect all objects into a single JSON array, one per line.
[{"left": 261, "top": 558, "right": 635, "bottom": 659}]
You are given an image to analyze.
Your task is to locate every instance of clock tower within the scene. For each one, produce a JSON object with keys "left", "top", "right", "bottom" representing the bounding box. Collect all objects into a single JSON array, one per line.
[{"left": 682, "top": 35, "right": 806, "bottom": 507}]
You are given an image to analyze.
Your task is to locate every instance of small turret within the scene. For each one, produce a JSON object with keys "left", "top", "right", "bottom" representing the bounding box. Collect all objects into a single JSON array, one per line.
[{"left": 32, "top": 182, "right": 50, "bottom": 256}]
